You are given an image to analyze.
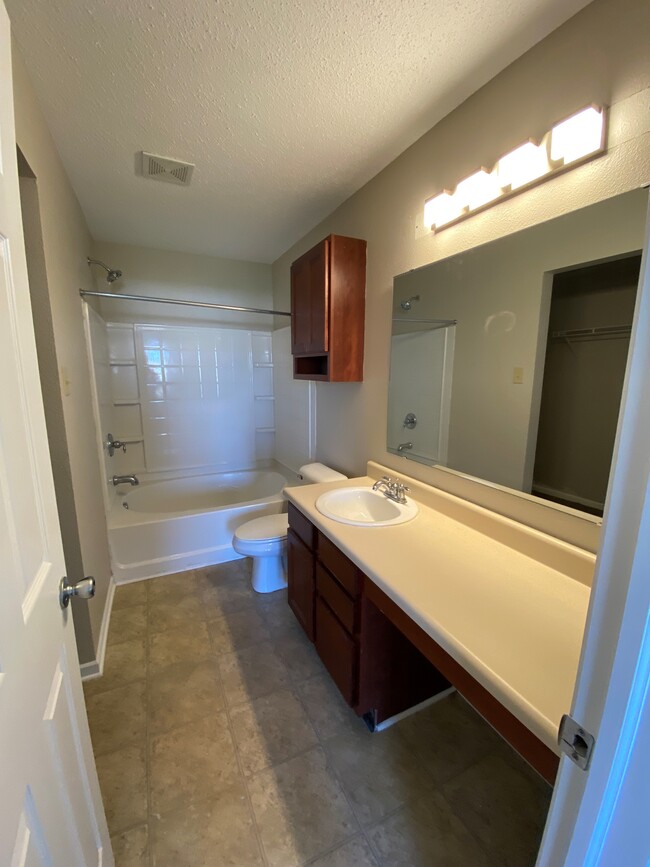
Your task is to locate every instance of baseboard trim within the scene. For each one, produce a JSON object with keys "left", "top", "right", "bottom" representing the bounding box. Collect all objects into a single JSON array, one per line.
[
  {"left": 79, "top": 659, "right": 100, "bottom": 680},
  {"left": 81, "top": 576, "right": 116, "bottom": 681},
  {"left": 374, "top": 687, "right": 456, "bottom": 732}
]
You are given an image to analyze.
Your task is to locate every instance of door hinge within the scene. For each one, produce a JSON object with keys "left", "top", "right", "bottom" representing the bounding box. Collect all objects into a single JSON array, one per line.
[{"left": 558, "top": 714, "right": 596, "bottom": 770}]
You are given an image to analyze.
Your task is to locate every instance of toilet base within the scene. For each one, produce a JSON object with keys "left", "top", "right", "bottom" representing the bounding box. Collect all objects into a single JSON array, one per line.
[{"left": 251, "top": 553, "right": 287, "bottom": 594}]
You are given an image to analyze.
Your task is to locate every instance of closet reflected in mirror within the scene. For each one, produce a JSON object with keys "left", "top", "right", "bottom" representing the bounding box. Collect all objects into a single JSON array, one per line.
[{"left": 389, "top": 188, "right": 648, "bottom": 516}]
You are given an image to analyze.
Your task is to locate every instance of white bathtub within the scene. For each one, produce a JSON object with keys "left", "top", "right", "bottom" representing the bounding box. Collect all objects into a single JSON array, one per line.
[{"left": 109, "top": 467, "right": 297, "bottom": 583}]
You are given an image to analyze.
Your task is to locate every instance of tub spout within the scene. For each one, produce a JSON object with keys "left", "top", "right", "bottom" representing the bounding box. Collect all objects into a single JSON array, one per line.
[{"left": 112, "top": 474, "right": 139, "bottom": 486}]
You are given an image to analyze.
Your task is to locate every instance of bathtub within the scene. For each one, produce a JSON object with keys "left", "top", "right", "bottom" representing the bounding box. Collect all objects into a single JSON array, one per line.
[{"left": 109, "top": 466, "right": 298, "bottom": 583}]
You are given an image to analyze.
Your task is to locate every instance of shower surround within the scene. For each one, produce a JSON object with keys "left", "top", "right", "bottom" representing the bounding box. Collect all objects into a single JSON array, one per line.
[
  {"left": 85, "top": 311, "right": 293, "bottom": 581},
  {"left": 107, "top": 322, "right": 276, "bottom": 476}
]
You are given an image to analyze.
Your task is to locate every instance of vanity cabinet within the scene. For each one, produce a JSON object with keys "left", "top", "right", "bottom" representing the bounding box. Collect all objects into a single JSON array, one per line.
[
  {"left": 287, "top": 505, "right": 317, "bottom": 641},
  {"left": 315, "top": 591, "right": 358, "bottom": 704},
  {"left": 291, "top": 234, "right": 366, "bottom": 382},
  {"left": 287, "top": 503, "right": 449, "bottom": 725}
]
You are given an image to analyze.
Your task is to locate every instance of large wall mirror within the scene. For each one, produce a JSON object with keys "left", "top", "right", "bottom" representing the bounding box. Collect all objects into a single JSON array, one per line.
[{"left": 389, "top": 188, "right": 648, "bottom": 516}]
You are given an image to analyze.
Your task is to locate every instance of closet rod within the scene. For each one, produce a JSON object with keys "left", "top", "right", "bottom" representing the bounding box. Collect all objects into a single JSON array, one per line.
[
  {"left": 392, "top": 318, "right": 457, "bottom": 325},
  {"left": 79, "top": 290, "right": 291, "bottom": 317},
  {"left": 550, "top": 324, "right": 632, "bottom": 340}
]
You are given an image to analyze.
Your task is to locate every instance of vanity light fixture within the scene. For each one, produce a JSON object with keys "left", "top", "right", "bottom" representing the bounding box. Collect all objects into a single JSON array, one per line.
[
  {"left": 423, "top": 190, "right": 465, "bottom": 230},
  {"left": 550, "top": 105, "right": 605, "bottom": 164},
  {"left": 497, "top": 141, "right": 550, "bottom": 191},
  {"left": 455, "top": 168, "right": 503, "bottom": 209},
  {"left": 424, "top": 105, "right": 606, "bottom": 232}
]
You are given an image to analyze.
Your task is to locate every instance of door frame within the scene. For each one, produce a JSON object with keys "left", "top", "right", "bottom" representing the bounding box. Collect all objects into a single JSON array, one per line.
[{"left": 538, "top": 193, "right": 650, "bottom": 864}]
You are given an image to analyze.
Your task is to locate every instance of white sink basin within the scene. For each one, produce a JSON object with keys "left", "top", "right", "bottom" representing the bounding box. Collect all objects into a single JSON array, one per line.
[{"left": 315, "top": 486, "right": 419, "bottom": 527}]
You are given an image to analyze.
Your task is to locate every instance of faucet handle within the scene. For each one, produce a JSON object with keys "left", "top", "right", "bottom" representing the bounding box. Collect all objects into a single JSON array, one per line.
[
  {"left": 392, "top": 479, "right": 410, "bottom": 502},
  {"left": 106, "top": 433, "right": 127, "bottom": 456}
]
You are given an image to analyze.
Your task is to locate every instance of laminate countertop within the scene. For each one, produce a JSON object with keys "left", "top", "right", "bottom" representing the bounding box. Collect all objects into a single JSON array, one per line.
[{"left": 285, "top": 462, "right": 595, "bottom": 753}]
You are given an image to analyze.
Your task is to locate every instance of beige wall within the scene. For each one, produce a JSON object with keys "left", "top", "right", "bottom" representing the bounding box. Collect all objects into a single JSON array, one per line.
[
  {"left": 272, "top": 0, "right": 650, "bottom": 551},
  {"left": 91, "top": 240, "right": 273, "bottom": 331},
  {"left": 13, "top": 44, "right": 112, "bottom": 664}
]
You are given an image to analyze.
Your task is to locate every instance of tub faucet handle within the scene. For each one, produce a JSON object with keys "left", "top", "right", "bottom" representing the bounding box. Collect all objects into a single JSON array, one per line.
[{"left": 106, "top": 433, "right": 127, "bottom": 456}]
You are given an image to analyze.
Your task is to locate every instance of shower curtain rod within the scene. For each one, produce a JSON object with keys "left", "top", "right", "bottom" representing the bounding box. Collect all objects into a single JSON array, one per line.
[{"left": 79, "top": 289, "right": 291, "bottom": 317}]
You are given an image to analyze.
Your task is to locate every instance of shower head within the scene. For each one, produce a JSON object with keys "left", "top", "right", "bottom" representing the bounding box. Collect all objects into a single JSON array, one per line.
[
  {"left": 400, "top": 295, "right": 420, "bottom": 311},
  {"left": 87, "top": 257, "right": 122, "bottom": 284}
]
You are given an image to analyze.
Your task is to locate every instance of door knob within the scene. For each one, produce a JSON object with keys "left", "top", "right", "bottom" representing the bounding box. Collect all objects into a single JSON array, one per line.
[{"left": 59, "top": 576, "right": 95, "bottom": 609}]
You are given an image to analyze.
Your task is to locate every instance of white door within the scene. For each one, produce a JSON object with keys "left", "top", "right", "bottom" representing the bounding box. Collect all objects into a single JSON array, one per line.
[
  {"left": 537, "top": 200, "right": 650, "bottom": 864},
  {"left": 0, "top": 4, "right": 111, "bottom": 865}
]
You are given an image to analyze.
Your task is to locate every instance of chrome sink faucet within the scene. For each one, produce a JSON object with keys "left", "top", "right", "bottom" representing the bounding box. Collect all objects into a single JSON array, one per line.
[
  {"left": 372, "top": 475, "right": 410, "bottom": 505},
  {"left": 112, "top": 474, "right": 139, "bottom": 486}
]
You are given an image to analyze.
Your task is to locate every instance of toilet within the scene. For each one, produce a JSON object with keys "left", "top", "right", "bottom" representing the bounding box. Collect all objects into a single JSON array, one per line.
[{"left": 232, "top": 463, "right": 346, "bottom": 593}]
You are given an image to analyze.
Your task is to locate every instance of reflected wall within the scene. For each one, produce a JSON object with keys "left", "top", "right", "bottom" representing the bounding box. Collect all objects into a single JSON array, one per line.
[{"left": 390, "top": 188, "right": 647, "bottom": 510}]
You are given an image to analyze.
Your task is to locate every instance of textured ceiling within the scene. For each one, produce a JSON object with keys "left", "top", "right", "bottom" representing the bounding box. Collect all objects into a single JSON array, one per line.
[{"left": 8, "top": 0, "right": 591, "bottom": 262}]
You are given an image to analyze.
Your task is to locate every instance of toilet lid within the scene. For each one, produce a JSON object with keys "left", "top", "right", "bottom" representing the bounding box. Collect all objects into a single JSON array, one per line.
[{"left": 235, "top": 513, "right": 289, "bottom": 542}]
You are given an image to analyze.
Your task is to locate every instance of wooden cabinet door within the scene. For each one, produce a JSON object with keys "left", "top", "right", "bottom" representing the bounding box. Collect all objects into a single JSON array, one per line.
[
  {"left": 315, "top": 598, "right": 358, "bottom": 706},
  {"left": 291, "top": 239, "right": 329, "bottom": 354},
  {"left": 287, "top": 529, "right": 315, "bottom": 641}
]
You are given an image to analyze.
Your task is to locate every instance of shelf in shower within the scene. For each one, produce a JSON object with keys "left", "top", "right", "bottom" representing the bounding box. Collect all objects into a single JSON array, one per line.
[
  {"left": 252, "top": 362, "right": 274, "bottom": 368},
  {"left": 254, "top": 395, "right": 275, "bottom": 401},
  {"left": 113, "top": 400, "right": 142, "bottom": 406}
]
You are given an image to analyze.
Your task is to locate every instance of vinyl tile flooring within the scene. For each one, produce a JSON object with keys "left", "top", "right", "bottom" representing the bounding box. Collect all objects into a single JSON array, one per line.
[{"left": 84, "top": 561, "right": 552, "bottom": 867}]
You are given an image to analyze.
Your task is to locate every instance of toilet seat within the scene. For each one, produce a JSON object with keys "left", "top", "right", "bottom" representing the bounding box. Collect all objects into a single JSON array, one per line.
[{"left": 234, "top": 513, "right": 288, "bottom": 543}]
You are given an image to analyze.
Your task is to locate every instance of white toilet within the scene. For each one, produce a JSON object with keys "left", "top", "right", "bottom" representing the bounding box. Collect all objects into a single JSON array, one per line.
[{"left": 232, "top": 463, "right": 346, "bottom": 593}]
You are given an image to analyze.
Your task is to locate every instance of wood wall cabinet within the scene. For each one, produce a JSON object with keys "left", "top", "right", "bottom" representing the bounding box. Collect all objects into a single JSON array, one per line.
[
  {"left": 287, "top": 503, "right": 449, "bottom": 726},
  {"left": 291, "top": 234, "right": 366, "bottom": 381}
]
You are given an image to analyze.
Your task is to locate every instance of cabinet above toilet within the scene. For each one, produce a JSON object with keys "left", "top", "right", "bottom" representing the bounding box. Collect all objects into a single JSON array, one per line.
[{"left": 290, "top": 234, "right": 366, "bottom": 382}]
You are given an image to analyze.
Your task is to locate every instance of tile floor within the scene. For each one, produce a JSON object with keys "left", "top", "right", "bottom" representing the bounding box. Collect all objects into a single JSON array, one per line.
[{"left": 84, "top": 561, "right": 552, "bottom": 867}]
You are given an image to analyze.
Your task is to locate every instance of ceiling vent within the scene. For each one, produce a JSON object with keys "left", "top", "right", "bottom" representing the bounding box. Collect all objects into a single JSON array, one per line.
[{"left": 140, "top": 152, "right": 194, "bottom": 186}]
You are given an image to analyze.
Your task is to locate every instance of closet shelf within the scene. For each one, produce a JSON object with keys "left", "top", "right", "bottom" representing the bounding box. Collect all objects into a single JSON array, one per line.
[{"left": 550, "top": 324, "right": 632, "bottom": 342}]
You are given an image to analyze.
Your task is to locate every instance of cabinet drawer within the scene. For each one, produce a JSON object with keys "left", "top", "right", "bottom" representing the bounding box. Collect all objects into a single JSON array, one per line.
[
  {"left": 315, "top": 598, "right": 357, "bottom": 707},
  {"left": 288, "top": 503, "right": 315, "bottom": 550},
  {"left": 287, "top": 529, "right": 315, "bottom": 642},
  {"left": 316, "top": 564, "right": 356, "bottom": 635},
  {"left": 317, "top": 533, "right": 362, "bottom": 598}
]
